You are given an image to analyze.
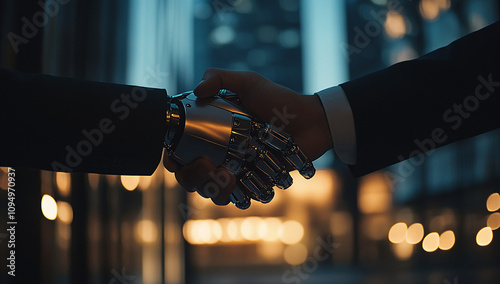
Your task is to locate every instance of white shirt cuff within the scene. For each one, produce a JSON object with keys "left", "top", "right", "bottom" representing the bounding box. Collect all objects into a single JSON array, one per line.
[{"left": 316, "top": 86, "right": 357, "bottom": 165}]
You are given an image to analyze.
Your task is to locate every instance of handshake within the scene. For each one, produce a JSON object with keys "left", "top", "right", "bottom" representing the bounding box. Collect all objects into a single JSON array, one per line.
[
  {"left": 163, "top": 69, "right": 333, "bottom": 209},
  {"left": 164, "top": 89, "right": 315, "bottom": 209}
]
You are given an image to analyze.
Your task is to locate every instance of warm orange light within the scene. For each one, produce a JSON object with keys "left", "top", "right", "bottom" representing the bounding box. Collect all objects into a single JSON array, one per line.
[
  {"left": 139, "top": 175, "right": 152, "bottom": 190},
  {"left": 56, "top": 201, "right": 73, "bottom": 224},
  {"left": 420, "top": 0, "right": 440, "bottom": 21},
  {"left": 476, "top": 227, "right": 493, "bottom": 246},
  {"left": 56, "top": 221, "right": 71, "bottom": 242},
  {"left": 190, "top": 192, "right": 211, "bottom": 210},
  {"left": 227, "top": 219, "right": 244, "bottom": 241},
  {"left": 136, "top": 219, "right": 158, "bottom": 243},
  {"left": 261, "top": 218, "right": 282, "bottom": 242},
  {"left": 41, "top": 194, "right": 57, "bottom": 220},
  {"left": 358, "top": 173, "right": 392, "bottom": 214},
  {"left": 257, "top": 218, "right": 269, "bottom": 240},
  {"left": 392, "top": 242, "right": 413, "bottom": 260},
  {"left": 56, "top": 172, "right": 71, "bottom": 196},
  {"left": 279, "top": 220, "right": 304, "bottom": 245},
  {"left": 385, "top": 12, "right": 406, "bottom": 38},
  {"left": 330, "top": 212, "right": 352, "bottom": 237},
  {"left": 438, "top": 230, "right": 455, "bottom": 250},
  {"left": 192, "top": 220, "right": 219, "bottom": 244},
  {"left": 487, "top": 212, "right": 500, "bottom": 230},
  {"left": 217, "top": 218, "right": 231, "bottom": 242},
  {"left": 288, "top": 169, "right": 337, "bottom": 204},
  {"left": 164, "top": 169, "right": 178, "bottom": 188},
  {"left": 87, "top": 173, "right": 100, "bottom": 190},
  {"left": 184, "top": 217, "right": 304, "bottom": 245},
  {"left": 364, "top": 214, "right": 391, "bottom": 241},
  {"left": 121, "top": 175, "right": 139, "bottom": 191},
  {"left": 210, "top": 220, "right": 223, "bottom": 243},
  {"left": 436, "top": 0, "right": 451, "bottom": 10},
  {"left": 183, "top": 220, "right": 196, "bottom": 244},
  {"left": 406, "top": 223, "right": 424, "bottom": 244},
  {"left": 388, "top": 222, "right": 407, "bottom": 244},
  {"left": 283, "top": 243, "right": 308, "bottom": 265},
  {"left": 241, "top": 217, "right": 263, "bottom": 241},
  {"left": 422, "top": 232, "right": 439, "bottom": 252},
  {"left": 257, "top": 241, "right": 284, "bottom": 260},
  {"left": 486, "top": 193, "right": 500, "bottom": 212}
]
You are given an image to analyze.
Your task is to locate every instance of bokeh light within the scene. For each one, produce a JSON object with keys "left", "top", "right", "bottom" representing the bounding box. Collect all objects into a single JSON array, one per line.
[
  {"left": 261, "top": 218, "right": 282, "bottom": 242},
  {"left": 487, "top": 212, "right": 500, "bottom": 230},
  {"left": 288, "top": 169, "right": 337, "bottom": 205},
  {"left": 183, "top": 217, "right": 305, "bottom": 245},
  {"left": 486, "top": 193, "right": 500, "bottom": 212},
  {"left": 438, "top": 230, "right": 455, "bottom": 250},
  {"left": 476, "top": 227, "right": 493, "bottom": 246},
  {"left": 257, "top": 241, "right": 284, "bottom": 261},
  {"left": 436, "top": 0, "right": 451, "bottom": 10},
  {"left": 385, "top": 12, "right": 406, "bottom": 38},
  {"left": 56, "top": 201, "right": 73, "bottom": 224},
  {"left": 283, "top": 243, "right": 308, "bottom": 266},
  {"left": 406, "top": 223, "right": 424, "bottom": 244},
  {"left": 210, "top": 220, "right": 223, "bottom": 243},
  {"left": 392, "top": 242, "right": 413, "bottom": 260},
  {"left": 210, "top": 25, "right": 235, "bottom": 45},
  {"left": 121, "top": 175, "right": 140, "bottom": 191},
  {"left": 278, "top": 29, "right": 300, "bottom": 48},
  {"left": 193, "top": 2, "right": 212, "bottom": 20},
  {"left": 87, "top": 173, "right": 100, "bottom": 190},
  {"left": 139, "top": 175, "right": 152, "bottom": 190},
  {"left": 56, "top": 172, "right": 71, "bottom": 196},
  {"left": 388, "top": 222, "right": 407, "bottom": 244},
  {"left": 359, "top": 174, "right": 392, "bottom": 214},
  {"left": 422, "top": 232, "right": 440, "bottom": 252},
  {"left": 56, "top": 220, "right": 71, "bottom": 242},
  {"left": 420, "top": 0, "right": 440, "bottom": 21},
  {"left": 419, "top": 0, "right": 451, "bottom": 21},
  {"left": 241, "top": 217, "right": 263, "bottom": 241},
  {"left": 41, "top": 194, "right": 58, "bottom": 220},
  {"left": 226, "top": 219, "right": 244, "bottom": 242},
  {"left": 136, "top": 219, "right": 158, "bottom": 243},
  {"left": 279, "top": 220, "right": 304, "bottom": 245},
  {"left": 164, "top": 170, "right": 178, "bottom": 188}
]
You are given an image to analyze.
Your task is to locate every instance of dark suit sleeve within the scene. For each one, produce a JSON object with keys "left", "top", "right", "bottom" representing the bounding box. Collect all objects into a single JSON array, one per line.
[
  {"left": 341, "top": 21, "right": 500, "bottom": 177},
  {"left": 0, "top": 68, "right": 168, "bottom": 175}
]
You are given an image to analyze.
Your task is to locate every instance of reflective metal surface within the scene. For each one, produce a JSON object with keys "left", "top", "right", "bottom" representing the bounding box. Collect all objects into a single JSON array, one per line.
[{"left": 165, "top": 90, "right": 316, "bottom": 209}]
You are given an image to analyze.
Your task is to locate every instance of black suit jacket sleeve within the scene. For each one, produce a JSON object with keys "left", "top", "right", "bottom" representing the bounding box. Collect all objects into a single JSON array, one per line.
[
  {"left": 0, "top": 68, "right": 168, "bottom": 175},
  {"left": 341, "top": 21, "right": 500, "bottom": 177}
]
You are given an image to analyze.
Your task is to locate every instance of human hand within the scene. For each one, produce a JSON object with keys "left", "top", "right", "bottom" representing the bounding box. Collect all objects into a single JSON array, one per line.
[{"left": 163, "top": 68, "right": 333, "bottom": 205}]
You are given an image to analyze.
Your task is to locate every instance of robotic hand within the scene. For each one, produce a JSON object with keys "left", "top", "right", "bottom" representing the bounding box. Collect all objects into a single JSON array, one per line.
[{"left": 164, "top": 90, "right": 316, "bottom": 209}]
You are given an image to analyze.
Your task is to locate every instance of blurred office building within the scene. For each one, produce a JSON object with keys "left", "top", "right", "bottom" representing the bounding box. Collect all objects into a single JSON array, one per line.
[{"left": 1, "top": 0, "right": 500, "bottom": 283}]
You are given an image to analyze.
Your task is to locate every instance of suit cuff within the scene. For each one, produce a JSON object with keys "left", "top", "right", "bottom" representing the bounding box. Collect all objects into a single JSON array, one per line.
[{"left": 316, "top": 86, "right": 357, "bottom": 165}]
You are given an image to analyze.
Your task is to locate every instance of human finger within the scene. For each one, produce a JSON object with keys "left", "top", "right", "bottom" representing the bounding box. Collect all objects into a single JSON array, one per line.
[{"left": 173, "top": 157, "right": 215, "bottom": 193}]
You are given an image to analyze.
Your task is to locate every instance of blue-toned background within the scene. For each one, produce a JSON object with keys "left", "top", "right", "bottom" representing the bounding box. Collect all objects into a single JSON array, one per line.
[{"left": 1, "top": 0, "right": 499, "bottom": 283}]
